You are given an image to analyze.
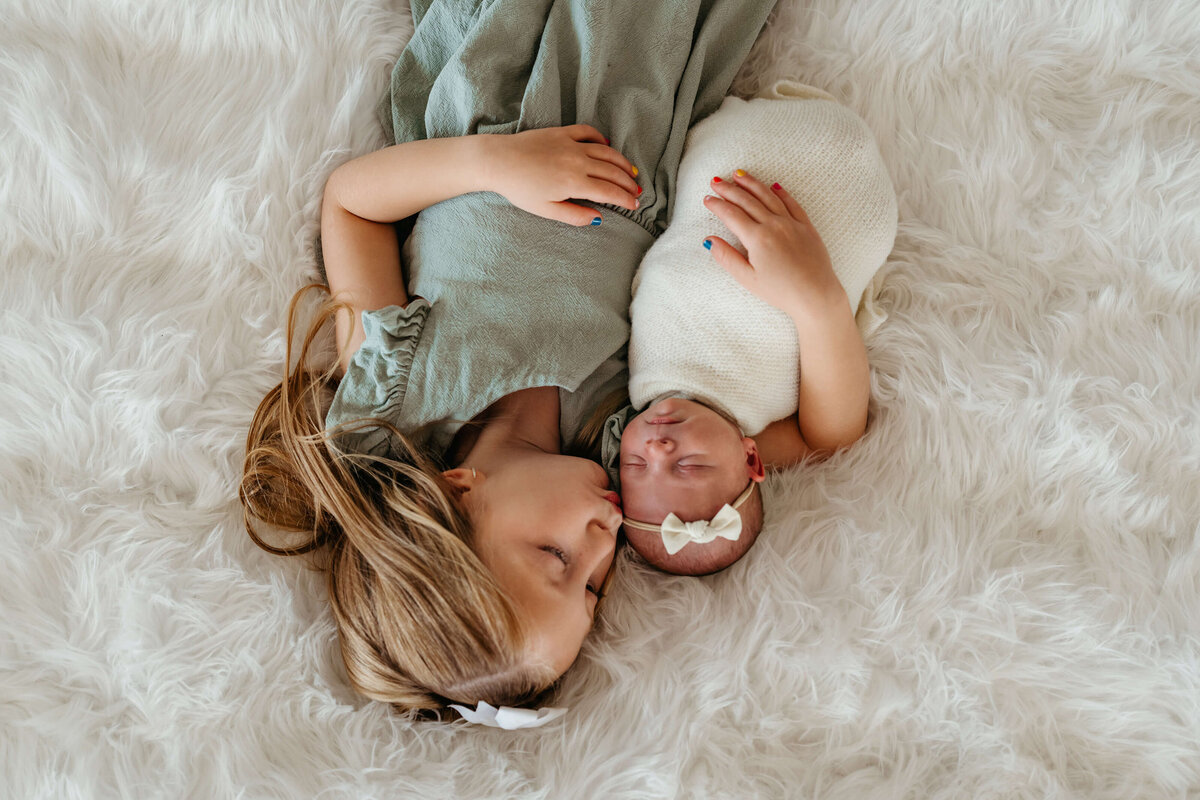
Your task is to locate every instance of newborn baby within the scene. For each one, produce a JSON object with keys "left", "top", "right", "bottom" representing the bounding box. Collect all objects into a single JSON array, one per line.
[{"left": 617, "top": 80, "right": 898, "bottom": 575}]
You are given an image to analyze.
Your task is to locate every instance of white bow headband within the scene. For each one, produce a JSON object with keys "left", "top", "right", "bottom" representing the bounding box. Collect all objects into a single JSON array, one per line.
[
  {"left": 449, "top": 701, "right": 567, "bottom": 730},
  {"left": 622, "top": 481, "right": 757, "bottom": 555}
]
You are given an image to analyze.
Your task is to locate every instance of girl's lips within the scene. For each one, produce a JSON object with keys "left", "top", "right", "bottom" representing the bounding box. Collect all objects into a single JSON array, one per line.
[{"left": 604, "top": 492, "right": 623, "bottom": 511}]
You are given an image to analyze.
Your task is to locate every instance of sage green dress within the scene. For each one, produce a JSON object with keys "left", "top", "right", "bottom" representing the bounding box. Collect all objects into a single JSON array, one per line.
[{"left": 327, "top": 0, "right": 778, "bottom": 458}]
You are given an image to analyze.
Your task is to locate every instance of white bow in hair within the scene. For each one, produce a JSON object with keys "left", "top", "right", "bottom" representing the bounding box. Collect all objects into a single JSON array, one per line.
[
  {"left": 623, "top": 481, "right": 757, "bottom": 556},
  {"left": 658, "top": 505, "right": 743, "bottom": 555},
  {"left": 448, "top": 701, "right": 567, "bottom": 730}
]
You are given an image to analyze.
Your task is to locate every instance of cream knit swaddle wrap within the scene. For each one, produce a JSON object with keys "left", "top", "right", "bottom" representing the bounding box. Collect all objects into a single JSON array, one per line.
[{"left": 628, "top": 80, "right": 898, "bottom": 435}]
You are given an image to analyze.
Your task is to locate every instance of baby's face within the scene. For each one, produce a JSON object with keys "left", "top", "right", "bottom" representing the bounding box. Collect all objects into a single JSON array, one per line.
[{"left": 619, "top": 397, "right": 755, "bottom": 525}]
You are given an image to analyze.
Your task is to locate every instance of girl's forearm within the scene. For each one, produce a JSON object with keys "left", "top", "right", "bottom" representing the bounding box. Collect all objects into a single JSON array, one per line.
[
  {"left": 326, "top": 135, "right": 497, "bottom": 224},
  {"left": 789, "top": 287, "right": 870, "bottom": 452},
  {"left": 322, "top": 135, "right": 496, "bottom": 373}
]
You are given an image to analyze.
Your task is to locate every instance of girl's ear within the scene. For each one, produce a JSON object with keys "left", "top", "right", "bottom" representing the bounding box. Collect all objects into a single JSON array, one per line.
[
  {"left": 742, "top": 438, "right": 766, "bottom": 482},
  {"left": 442, "top": 467, "right": 484, "bottom": 492}
]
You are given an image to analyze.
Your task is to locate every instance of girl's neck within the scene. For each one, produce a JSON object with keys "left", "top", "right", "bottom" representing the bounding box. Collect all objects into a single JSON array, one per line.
[{"left": 448, "top": 387, "right": 561, "bottom": 465}]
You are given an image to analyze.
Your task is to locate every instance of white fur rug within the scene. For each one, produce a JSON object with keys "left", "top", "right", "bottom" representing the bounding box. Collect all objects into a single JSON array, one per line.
[{"left": 3, "top": 0, "right": 1199, "bottom": 797}]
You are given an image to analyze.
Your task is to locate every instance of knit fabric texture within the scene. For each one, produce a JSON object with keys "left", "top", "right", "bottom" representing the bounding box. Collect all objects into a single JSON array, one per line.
[{"left": 628, "top": 80, "right": 898, "bottom": 435}]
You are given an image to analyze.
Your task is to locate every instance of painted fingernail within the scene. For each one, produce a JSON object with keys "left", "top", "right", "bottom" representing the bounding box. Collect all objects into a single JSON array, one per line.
[
  {"left": 604, "top": 137, "right": 610, "bottom": 145},
  {"left": 632, "top": 166, "right": 639, "bottom": 177},
  {"left": 703, "top": 239, "right": 713, "bottom": 250},
  {"left": 736, "top": 169, "right": 746, "bottom": 177},
  {"left": 591, "top": 216, "right": 602, "bottom": 226},
  {"left": 637, "top": 186, "right": 643, "bottom": 196},
  {"left": 772, "top": 182, "right": 782, "bottom": 191},
  {"left": 713, "top": 176, "right": 723, "bottom": 183}
]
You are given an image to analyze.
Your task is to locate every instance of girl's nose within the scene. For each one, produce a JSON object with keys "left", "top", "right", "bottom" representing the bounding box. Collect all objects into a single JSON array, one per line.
[{"left": 583, "top": 514, "right": 618, "bottom": 570}]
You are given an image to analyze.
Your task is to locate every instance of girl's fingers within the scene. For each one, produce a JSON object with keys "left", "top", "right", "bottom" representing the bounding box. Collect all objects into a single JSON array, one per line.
[
  {"left": 586, "top": 144, "right": 639, "bottom": 182},
  {"left": 563, "top": 124, "right": 639, "bottom": 183},
  {"left": 587, "top": 160, "right": 641, "bottom": 200},
  {"left": 708, "top": 176, "right": 770, "bottom": 223},
  {"left": 567, "top": 123, "right": 608, "bottom": 144},
  {"left": 582, "top": 176, "right": 640, "bottom": 211},
  {"left": 731, "top": 170, "right": 788, "bottom": 216},
  {"left": 704, "top": 236, "right": 755, "bottom": 288},
  {"left": 771, "top": 181, "right": 813, "bottom": 225},
  {"left": 547, "top": 200, "right": 606, "bottom": 227},
  {"left": 703, "top": 193, "right": 755, "bottom": 240}
]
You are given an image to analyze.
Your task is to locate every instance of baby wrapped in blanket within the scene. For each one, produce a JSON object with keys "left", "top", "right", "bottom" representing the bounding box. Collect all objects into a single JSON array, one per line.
[{"left": 615, "top": 80, "right": 898, "bottom": 574}]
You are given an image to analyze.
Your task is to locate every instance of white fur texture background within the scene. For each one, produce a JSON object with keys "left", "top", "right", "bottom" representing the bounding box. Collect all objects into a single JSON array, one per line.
[{"left": 3, "top": 0, "right": 1198, "bottom": 797}]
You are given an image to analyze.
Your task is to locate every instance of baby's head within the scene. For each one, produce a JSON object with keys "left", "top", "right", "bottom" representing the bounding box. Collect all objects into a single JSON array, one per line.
[{"left": 619, "top": 397, "right": 766, "bottom": 575}]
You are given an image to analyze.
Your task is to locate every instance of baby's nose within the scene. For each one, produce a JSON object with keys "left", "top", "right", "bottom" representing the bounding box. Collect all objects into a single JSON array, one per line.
[{"left": 644, "top": 436, "right": 675, "bottom": 455}]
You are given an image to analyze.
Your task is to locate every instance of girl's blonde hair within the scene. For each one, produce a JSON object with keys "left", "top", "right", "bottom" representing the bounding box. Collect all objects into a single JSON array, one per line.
[{"left": 239, "top": 285, "right": 557, "bottom": 713}]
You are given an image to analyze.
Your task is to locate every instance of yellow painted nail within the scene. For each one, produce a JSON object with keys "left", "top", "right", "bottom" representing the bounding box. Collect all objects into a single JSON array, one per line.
[
  {"left": 632, "top": 166, "right": 639, "bottom": 177},
  {"left": 735, "top": 169, "right": 746, "bottom": 177}
]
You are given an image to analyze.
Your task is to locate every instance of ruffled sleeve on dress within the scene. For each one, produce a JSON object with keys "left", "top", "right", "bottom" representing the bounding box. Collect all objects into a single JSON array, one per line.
[{"left": 324, "top": 299, "right": 432, "bottom": 458}]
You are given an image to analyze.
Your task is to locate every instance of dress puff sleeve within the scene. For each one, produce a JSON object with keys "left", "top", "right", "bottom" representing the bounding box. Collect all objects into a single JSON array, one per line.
[{"left": 324, "top": 299, "right": 432, "bottom": 458}]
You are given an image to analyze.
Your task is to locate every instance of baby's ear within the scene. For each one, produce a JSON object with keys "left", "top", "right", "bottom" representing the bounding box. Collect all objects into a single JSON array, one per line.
[{"left": 742, "top": 438, "right": 766, "bottom": 481}]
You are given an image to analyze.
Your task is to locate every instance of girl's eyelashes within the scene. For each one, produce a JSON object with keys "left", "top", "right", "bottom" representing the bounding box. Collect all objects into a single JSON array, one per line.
[
  {"left": 543, "top": 545, "right": 569, "bottom": 567},
  {"left": 542, "top": 545, "right": 599, "bottom": 596}
]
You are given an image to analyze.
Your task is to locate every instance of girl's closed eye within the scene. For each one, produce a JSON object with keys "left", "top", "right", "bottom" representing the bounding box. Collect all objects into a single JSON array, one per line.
[
  {"left": 541, "top": 544, "right": 569, "bottom": 571},
  {"left": 541, "top": 545, "right": 600, "bottom": 595}
]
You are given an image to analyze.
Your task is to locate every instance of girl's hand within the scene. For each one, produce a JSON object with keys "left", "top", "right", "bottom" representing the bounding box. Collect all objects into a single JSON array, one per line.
[
  {"left": 703, "top": 171, "right": 845, "bottom": 318},
  {"left": 486, "top": 124, "right": 641, "bottom": 226}
]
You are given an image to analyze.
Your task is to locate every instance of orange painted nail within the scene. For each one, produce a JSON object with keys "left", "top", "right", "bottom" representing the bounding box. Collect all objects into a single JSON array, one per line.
[{"left": 736, "top": 169, "right": 747, "bottom": 177}]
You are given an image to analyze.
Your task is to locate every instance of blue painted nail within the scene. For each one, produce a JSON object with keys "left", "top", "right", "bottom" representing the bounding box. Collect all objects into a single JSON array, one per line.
[
  {"left": 591, "top": 216, "right": 602, "bottom": 226},
  {"left": 703, "top": 239, "right": 712, "bottom": 250}
]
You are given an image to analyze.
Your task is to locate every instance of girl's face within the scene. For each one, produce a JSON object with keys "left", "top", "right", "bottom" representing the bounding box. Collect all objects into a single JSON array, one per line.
[
  {"left": 619, "top": 397, "right": 762, "bottom": 526},
  {"left": 454, "top": 451, "right": 622, "bottom": 677}
]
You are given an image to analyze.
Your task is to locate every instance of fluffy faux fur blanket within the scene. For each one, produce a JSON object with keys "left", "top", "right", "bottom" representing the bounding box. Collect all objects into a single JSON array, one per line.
[{"left": 2, "top": 0, "right": 1198, "bottom": 797}]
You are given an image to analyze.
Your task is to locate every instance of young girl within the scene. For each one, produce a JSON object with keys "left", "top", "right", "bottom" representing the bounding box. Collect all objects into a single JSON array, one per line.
[
  {"left": 239, "top": 0, "right": 777, "bottom": 727},
  {"left": 613, "top": 81, "right": 899, "bottom": 576}
]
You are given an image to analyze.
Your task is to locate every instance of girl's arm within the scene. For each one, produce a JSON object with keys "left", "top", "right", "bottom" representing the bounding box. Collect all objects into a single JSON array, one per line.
[
  {"left": 323, "top": 125, "right": 640, "bottom": 374},
  {"left": 702, "top": 170, "right": 870, "bottom": 466}
]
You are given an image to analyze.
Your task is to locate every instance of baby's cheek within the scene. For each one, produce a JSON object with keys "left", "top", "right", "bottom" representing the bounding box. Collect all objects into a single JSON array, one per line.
[
  {"left": 617, "top": 469, "right": 646, "bottom": 517},
  {"left": 618, "top": 464, "right": 634, "bottom": 493}
]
